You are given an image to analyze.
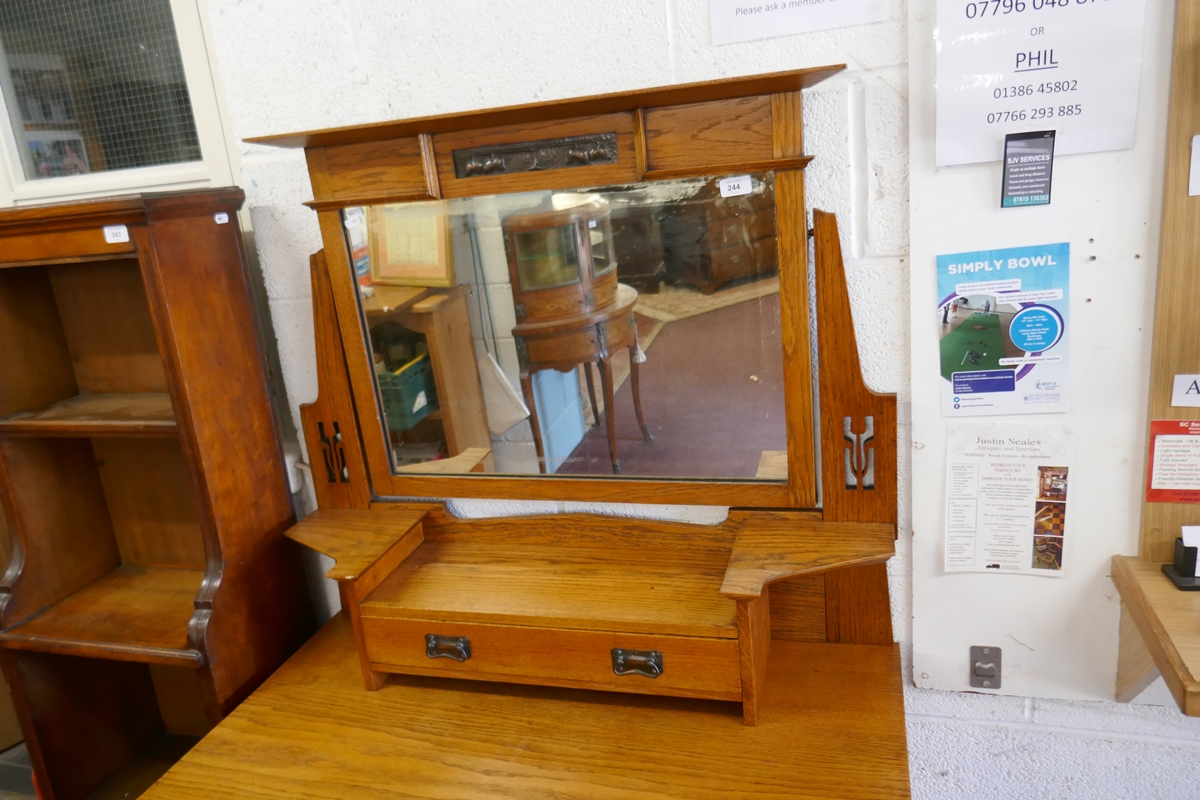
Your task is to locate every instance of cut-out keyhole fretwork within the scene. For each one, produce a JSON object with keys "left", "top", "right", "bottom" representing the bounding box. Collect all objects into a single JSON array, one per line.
[{"left": 843, "top": 416, "right": 875, "bottom": 491}]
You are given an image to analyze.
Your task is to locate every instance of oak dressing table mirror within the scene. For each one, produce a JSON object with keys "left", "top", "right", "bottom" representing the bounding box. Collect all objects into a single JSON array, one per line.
[{"left": 256, "top": 68, "right": 901, "bottom": 727}]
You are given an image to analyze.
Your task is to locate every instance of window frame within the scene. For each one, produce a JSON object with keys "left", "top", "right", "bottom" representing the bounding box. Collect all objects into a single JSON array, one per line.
[{"left": 0, "top": 0, "right": 235, "bottom": 207}]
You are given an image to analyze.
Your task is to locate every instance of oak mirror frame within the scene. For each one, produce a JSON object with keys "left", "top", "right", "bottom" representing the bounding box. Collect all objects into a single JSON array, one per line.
[{"left": 253, "top": 67, "right": 886, "bottom": 509}]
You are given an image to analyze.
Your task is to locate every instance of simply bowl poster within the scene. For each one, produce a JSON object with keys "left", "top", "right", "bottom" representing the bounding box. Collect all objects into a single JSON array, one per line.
[{"left": 936, "top": 243, "right": 1070, "bottom": 417}]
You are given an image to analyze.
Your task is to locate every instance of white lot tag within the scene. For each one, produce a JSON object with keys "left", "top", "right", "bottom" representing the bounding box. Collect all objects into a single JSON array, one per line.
[
  {"left": 343, "top": 207, "right": 364, "bottom": 228},
  {"left": 102, "top": 224, "right": 129, "bottom": 244},
  {"left": 719, "top": 175, "right": 752, "bottom": 198},
  {"left": 1172, "top": 375, "right": 1200, "bottom": 407},
  {"left": 1189, "top": 135, "right": 1200, "bottom": 197},
  {"left": 412, "top": 391, "right": 428, "bottom": 413},
  {"left": 214, "top": 212, "right": 230, "bottom": 224}
]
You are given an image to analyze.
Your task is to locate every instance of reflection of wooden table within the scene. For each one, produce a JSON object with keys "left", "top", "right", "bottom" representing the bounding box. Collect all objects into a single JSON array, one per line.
[
  {"left": 142, "top": 614, "right": 911, "bottom": 799},
  {"left": 1112, "top": 556, "right": 1200, "bottom": 713},
  {"left": 513, "top": 283, "right": 652, "bottom": 475}
]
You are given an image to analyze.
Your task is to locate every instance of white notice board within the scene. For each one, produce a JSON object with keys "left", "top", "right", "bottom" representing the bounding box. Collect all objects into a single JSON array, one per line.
[
  {"left": 910, "top": 0, "right": 1171, "bottom": 702},
  {"left": 935, "top": 0, "right": 1148, "bottom": 166}
]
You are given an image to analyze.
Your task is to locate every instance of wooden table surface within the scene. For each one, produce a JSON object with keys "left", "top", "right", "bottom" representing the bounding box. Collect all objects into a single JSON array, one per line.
[
  {"left": 1112, "top": 555, "right": 1200, "bottom": 714},
  {"left": 144, "top": 614, "right": 911, "bottom": 799}
]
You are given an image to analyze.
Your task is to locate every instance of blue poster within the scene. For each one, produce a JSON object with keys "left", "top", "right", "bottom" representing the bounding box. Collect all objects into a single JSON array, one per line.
[{"left": 936, "top": 243, "right": 1070, "bottom": 417}]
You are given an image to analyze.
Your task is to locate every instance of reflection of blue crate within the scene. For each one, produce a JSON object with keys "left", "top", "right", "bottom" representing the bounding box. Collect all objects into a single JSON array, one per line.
[{"left": 379, "top": 353, "right": 439, "bottom": 432}]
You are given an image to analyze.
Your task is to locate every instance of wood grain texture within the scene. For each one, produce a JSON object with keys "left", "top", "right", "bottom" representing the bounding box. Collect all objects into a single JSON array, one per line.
[
  {"left": 1116, "top": 601, "right": 1159, "bottom": 703},
  {"left": 284, "top": 506, "right": 433, "bottom": 582},
  {"left": 735, "top": 595, "right": 770, "bottom": 725},
  {"left": 1140, "top": 0, "right": 1200, "bottom": 562},
  {"left": 141, "top": 614, "right": 910, "bottom": 800},
  {"left": 433, "top": 113, "right": 638, "bottom": 199},
  {"left": 298, "top": 251, "right": 372, "bottom": 510},
  {"left": 0, "top": 566, "right": 203, "bottom": 666},
  {"left": 0, "top": 190, "right": 312, "bottom": 798},
  {"left": 825, "top": 564, "right": 893, "bottom": 646},
  {"left": 313, "top": 137, "right": 427, "bottom": 204},
  {"left": 362, "top": 538, "right": 739, "bottom": 638},
  {"left": 644, "top": 96, "right": 773, "bottom": 173},
  {"left": 139, "top": 192, "right": 313, "bottom": 709},
  {"left": 0, "top": 267, "right": 77, "bottom": 417},
  {"left": 1111, "top": 555, "right": 1200, "bottom": 715},
  {"left": 252, "top": 66, "right": 846, "bottom": 148},
  {"left": 149, "top": 664, "right": 214, "bottom": 738},
  {"left": 641, "top": 155, "right": 813, "bottom": 182},
  {"left": 0, "top": 229, "right": 135, "bottom": 264},
  {"left": 768, "top": 575, "right": 826, "bottom": 642},
  {"left": 48, "top": 259, "right": 168, "bottom": 394},
  {"left": 3, "top": 650, "right": 163, "bottom": 800},
  {"left": 774, "top": 116, "right": 816, "bottom": 507},
  {"left": 0, "top": 437, "right": 121, "bottom": 629},
  {"left": 364, "top": 617, "right": 742, "bottom": 701},
  {"left": 813, "top": 210, "right": 897, "bottom": 525},
  {"left": 720, "top": 517, "right": 894, "bottom": 599},
  {"left": 93, "top": 438, "right": 205, "bottom": 570},
  {"left": 0, "top": 392, "right": 177, "bottom": 437}
]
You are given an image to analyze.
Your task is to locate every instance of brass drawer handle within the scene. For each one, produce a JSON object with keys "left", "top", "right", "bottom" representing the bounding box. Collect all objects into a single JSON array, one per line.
[
  {"left": 611, "top": 648, "right": 662, "bottom": 678},
  {"left": 426, "top": 634, "right": 471, "bottom": 662}
]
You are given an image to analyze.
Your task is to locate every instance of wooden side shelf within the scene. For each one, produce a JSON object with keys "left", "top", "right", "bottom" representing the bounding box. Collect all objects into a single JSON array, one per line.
[
  {"left": 0, "top": 566, "right": 203, "bottom": 666},
  {"left": 0, "top": 393, "right": 177, "bottom": 437},
  {"left": 1111, "top": 555, "right": 1200, "bottom": 714}
]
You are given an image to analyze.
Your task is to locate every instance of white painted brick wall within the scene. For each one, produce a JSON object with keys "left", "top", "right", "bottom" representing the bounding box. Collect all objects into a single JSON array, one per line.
[{"left": 206, "top": 1, "right": 1200, "bottom": 795}]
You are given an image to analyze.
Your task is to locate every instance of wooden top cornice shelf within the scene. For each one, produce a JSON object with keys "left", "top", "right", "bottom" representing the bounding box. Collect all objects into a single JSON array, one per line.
[
  {"left": 141, "top": 613, "right": 911, "bottom": 800},
  {"left": 249, "top": 67, "right": 844, "bottom": 149},
  {"left": 1111, "top": 556, "right": 1200, "bottom": 714}
]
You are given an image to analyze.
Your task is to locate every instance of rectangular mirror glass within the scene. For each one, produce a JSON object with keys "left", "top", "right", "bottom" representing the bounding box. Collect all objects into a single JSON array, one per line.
[{"left": 340, "top": 172, "right": 786, "bottom": 481}]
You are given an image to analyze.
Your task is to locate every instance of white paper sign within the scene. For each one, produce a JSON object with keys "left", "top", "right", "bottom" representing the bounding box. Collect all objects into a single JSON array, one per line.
[
  {"left": 945, "top": 423, "right": 1071, "bottom": 575},
  {"left": 935, "top": 0, "right": 1147, "bottom": 166},
  {"left": 1172, "top": 374, "right": 1200, "bottom": 408},
  {"left": 710, "top": 0, "right": 889, "bottom": 45},
  {"left": 102, "top": 224, "right": 129, "bottom": 244}
]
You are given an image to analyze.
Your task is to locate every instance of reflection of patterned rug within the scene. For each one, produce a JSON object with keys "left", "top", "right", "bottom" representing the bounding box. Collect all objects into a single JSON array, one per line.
[{"left": 634, "top": 275, "right": 780, "bottom": 322}]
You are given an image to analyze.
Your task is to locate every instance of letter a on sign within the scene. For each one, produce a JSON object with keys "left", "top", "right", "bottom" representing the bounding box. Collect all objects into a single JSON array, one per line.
[{"left": 1171, "top": 375, "right": 1200, "bottom": 408}]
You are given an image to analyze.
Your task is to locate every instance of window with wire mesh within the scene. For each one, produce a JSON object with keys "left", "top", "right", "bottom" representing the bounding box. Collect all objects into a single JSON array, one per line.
[{"left": 0, "top": 0, "right": 202, "bottom": 181}]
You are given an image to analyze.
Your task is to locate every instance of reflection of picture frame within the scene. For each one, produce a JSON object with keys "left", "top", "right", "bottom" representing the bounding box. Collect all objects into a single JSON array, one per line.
[
  {"left": 26, "top": 131, "right": 90, "bottom": 178},
  {"left": 367, "top": 205, "right": 454, "bottom": 287}
]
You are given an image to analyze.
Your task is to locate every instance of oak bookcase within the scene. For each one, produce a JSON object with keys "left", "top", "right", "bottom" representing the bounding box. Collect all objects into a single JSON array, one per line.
[{"left": 0, "top": 190, "right": 312, "bottom": 799}]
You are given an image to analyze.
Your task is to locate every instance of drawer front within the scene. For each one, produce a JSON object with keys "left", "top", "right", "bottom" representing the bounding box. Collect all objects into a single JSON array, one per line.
[
  {"left": 520, "top": 315, "right": 637, "bottom": 368},
  {"left": 361, "top": 616, "right": 742, "bottom": 701},
  {"left": 707, "top": 209, "right": 775, "bottom": 249},
  {"left": 710, "top": 237, "right": 778, "bottom": 282}
]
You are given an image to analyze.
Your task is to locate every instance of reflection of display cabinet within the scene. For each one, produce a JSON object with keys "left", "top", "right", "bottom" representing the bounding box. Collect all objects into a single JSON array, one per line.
[
  {"left": 0, "top": 191, "right": 312, "bottom": 798},
  {"left": 662, "top": 176, "right": 778, "bottom": 295},
  {"left": 502, "top": 197, "right": 617, "bottom": 323}
]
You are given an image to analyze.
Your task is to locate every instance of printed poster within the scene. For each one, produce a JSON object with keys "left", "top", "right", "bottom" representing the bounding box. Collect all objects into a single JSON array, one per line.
[
  {"left": 937, "top": 242, "right": 1070, "bottom": 417},
  {"left": 935, "top": 0, "right": 1146, "bottom": 166},
  {"left": 945, "top": 424, "right": 1071, "bottom": 575},
  {"left": 1146, "top": 420, "right": 1200, "bottom": 504}
]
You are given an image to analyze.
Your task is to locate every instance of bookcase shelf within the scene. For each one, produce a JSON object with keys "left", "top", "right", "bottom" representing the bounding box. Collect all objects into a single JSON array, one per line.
[
  {"left": 0, "top": 392, "right": 177, "bottom": 437},
  {"left": 0, "top": 565, "right": 202, "bottom": 666}
]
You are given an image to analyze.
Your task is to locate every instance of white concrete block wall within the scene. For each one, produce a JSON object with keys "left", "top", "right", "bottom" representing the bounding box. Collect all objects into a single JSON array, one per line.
[{"left": 205, "top": 0, "right": 1199, "bottom": 796}]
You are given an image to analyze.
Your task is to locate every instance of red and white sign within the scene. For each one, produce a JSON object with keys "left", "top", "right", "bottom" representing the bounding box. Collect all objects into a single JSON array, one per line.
[{"left": 1146, "top": 420, "right": 1200, "bottom": 504}]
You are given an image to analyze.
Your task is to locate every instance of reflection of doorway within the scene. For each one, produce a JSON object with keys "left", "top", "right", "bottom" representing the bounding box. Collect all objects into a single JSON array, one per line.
[{"left": 561, "top": 276, "right": 786, "bottom": 478}]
